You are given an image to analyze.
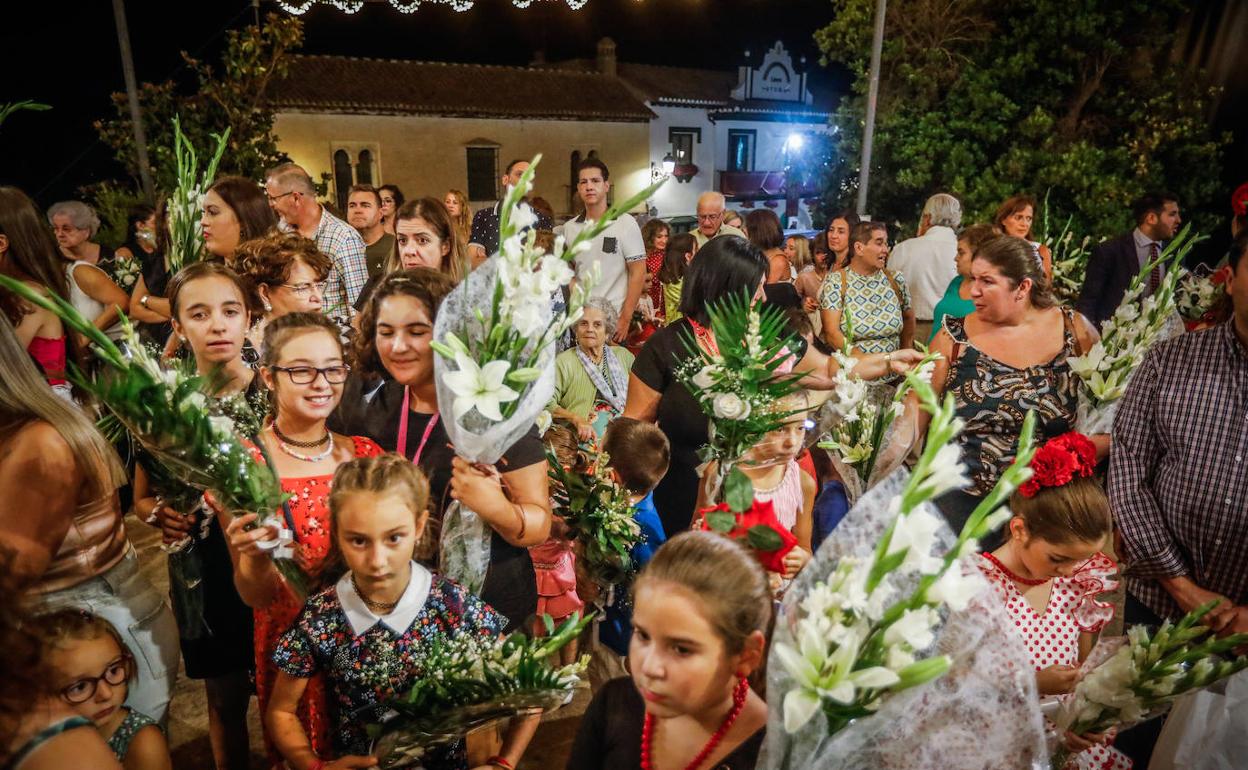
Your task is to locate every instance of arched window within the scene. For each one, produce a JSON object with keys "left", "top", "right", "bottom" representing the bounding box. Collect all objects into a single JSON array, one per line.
[
  {"left": 357, "top": 149, "right": 374, "bottom": 185},
  {"left": 333, "top": 149, "right": 352, "bottom": 211}
]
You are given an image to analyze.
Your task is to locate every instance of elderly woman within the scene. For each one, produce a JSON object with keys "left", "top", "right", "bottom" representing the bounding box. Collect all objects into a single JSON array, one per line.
[
  {"left": 44, "top": 201, "right": 129, "bottom": 344},
  {"left": 47, "top": 201, "right": 114, "bottom": 270},
  {"left": 550, "top": 298, "right": 635, "bottom": 441}
]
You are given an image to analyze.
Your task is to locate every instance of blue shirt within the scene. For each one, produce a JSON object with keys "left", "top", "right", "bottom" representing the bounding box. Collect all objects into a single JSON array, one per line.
[{"left": 599, "top": 492, "right": 666, "bottom": 656}]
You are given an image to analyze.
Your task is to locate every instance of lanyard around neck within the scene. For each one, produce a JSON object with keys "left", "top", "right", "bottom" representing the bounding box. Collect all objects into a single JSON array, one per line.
[{"left": 397, "top": 386, "right": 439, "bottom": 467}]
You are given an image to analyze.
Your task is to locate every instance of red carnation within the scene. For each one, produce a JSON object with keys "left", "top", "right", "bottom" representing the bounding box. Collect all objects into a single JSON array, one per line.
[
  {"left": 1021, "top": 432, "right": 1097, "bottom": 497},
  {"left": 1050, "top": 432, "right": 1097, "bottom": 478},
  {"left": 1233, "top": 181, "right": 1248, "bottom": 218}
]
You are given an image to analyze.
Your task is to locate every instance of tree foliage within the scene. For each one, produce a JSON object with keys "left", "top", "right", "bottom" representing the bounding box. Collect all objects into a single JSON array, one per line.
[
  {"left": 814, "top": 0, "right": 1229, "bottom": 237},
  {"left": 94, "top": 13, "right": 305, "bottom": 200}
]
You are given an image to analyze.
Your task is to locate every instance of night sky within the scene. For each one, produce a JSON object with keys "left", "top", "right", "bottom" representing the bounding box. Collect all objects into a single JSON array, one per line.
[{"left": 1, "top": 0, "right": 842, "bottom": 205}]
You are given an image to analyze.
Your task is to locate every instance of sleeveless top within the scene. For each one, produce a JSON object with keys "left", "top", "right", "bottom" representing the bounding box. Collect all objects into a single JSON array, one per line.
[
  {"left": 943, "top": 308, "right": 1082, "bottom": 497},
  {"left": 106, "top": 708, "right": 156, "bottom": 761},
  {"left": 2, "top": 717, "right": 93, "bottom": 770},
  {"left": 752, "top": 459, "right": 803, "bottom": 532},
  {"left": 65, "top": 261, "right": 124, "bottom": 340},
  {"left": 27, "top": 335, "right": 68, "bottom": 386},
  {"left": 32, "top": 482, "right": 128, "bottom": 595}
]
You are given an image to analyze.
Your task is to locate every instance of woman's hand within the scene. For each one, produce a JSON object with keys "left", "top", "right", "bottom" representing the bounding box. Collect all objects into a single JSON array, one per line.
[
  {"left": 1035, "top": 664, "right": 1080, "bottom": 695},
  {"left": 572, "top": 416, "right": 595, "bottom": 443},
  {"left": 224, "top": 512, "right": 279, "bottom": 559},
  {"left": 450, "top": 457, "right": 508, "bottom": 513},
  {"left": 1061, "top": 727, "right": 1115, "bottom": 754},
  {"left": 885, "top": 348, "right": 926, "bottom": 376},
  {"left": 802, "top": 296, "right": 819, "bottom": 313},
  {"left": 781, "top": 546, "right": 811, "bottom": 579},
  {"left": 153, "top": 503, "right": 194, "bottom": 545}
]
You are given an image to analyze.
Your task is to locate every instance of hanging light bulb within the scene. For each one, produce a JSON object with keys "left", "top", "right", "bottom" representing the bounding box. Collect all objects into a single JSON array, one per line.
[{"left": 277, "top": 0, "right": 586, "bottom": 13}]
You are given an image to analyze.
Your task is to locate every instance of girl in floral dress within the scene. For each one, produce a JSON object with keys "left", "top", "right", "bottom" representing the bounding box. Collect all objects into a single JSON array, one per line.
[
  {"left": 977, "top": 432, "right": 1130, "bottom": 770},
  {"left": 220, "top": 312, "right": 381, "bottom": 764},
  {"left": 268, "top": 454, "right": 537, "bottom": 769}
]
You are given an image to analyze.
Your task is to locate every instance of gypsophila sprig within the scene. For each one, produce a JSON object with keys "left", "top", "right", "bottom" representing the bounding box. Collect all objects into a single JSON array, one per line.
[
  {"left": 369, "top": 613, "right": 591, "bottom": 767},
  {"left": 1067, "top": 225, "right": 1199, "bottom": 433},
  {"left": 1051, "top": 602, "right": 1248, "bottom": 767},
  {"left": 0, "top": 275, "right": 302, "bottom": 592},
  {"left": 167, "top": 114, "right": 230, "bottom": 272},
  {"left": 674, "top": 290, "right": 806, "bottom": 510},
  {"left": 775, "top": 370, "right": 1037, "bottom": 736},
  {"left": 547, "top": 444, "right": 643, "bottom": 589}
]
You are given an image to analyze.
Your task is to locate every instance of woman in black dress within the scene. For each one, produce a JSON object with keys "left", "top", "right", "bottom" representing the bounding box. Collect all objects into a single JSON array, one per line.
[
  {"left": 331, "top": 268, "right": 552, "bottom": 632},
  {"left": 624, "top": 235, "right": 922, "bottom": 536}
]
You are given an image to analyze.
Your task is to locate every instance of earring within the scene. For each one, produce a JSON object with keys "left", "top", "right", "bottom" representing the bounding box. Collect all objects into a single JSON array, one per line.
[{"left": 263, "top": 301, "right": 273, "bottom": 312}]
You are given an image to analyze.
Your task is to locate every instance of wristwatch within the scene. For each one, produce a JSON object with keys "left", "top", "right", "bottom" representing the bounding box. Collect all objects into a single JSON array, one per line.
[{"left": 139, "top": 294, "right": 151, "bottom": 308}]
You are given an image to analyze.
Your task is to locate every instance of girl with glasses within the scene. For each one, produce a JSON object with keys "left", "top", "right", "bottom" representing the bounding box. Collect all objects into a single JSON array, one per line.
[
  {"left": 39, "top": 609, "right": 171, "bottom": 770},
  {"left": 221, "top": 312, "right": 382, "bottom": 765}
]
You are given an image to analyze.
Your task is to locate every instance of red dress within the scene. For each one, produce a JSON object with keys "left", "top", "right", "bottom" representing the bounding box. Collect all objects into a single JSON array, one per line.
[
  {"left": 645, "top": 248, "right": 665, "bottom": 320},
  {"left": 978, "top": 552, "right": 1131, "bottom": 770},
  {"left": 251, "top": 435, "right": 383, "bottom": 764}
]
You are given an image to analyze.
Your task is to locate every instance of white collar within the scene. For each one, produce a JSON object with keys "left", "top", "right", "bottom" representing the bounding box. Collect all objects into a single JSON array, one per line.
[{"left": 337, "top": 561, "right": 432, "bottom": 636}]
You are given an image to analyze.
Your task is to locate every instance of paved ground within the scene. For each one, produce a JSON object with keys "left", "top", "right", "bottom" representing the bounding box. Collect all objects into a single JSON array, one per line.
[{"left": 128, "top": 519, "right": 584, "bottom": 769}]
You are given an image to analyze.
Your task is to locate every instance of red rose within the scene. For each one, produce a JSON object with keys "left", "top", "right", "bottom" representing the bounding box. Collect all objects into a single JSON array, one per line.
[{"left": 698, "top": 499, "right": 797, "bottom": 573}]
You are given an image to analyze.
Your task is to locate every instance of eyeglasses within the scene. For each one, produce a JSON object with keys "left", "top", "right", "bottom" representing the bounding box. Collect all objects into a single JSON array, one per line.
[
  {"left": 60, "top": 656, "right": 131, "bottom": 704},
  {"left": 281, "top": 281, "right": 329, "bottom": 297},
  {"left": 266, "top": 190, "right": 297, "bottom": 204},
  {"left": 697, "top": 213, "right": 723, "bottom": 221},
  {"left": 271, "top": 364, "right": 351, "bottom": 384}
]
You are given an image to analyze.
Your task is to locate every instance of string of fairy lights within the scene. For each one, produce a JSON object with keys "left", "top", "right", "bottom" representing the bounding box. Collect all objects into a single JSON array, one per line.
[{"left": 275, "top": 0, "right": 589, "bottom": 13}]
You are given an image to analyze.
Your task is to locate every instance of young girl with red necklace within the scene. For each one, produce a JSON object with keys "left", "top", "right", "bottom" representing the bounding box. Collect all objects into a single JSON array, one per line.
[
  {"left": 978, "top": 432, "right": 1130, "bottom": 770},
  {"left": 566, "top": 531, "right": 771, "bottom": 770}
]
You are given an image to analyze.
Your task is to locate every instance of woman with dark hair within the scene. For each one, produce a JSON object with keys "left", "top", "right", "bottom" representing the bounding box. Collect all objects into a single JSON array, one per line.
[
  {"left": 332, "top": 269, "right": 552, "bottom": 631},
  {"left": 747, "top": 208, "right": 791, "bottom": 284},
  {"left": 202, "top": 176, "right": 278, "bottom": 261},
  {"left": 128, "top": 201, "right": 174, "bottom": 347},
  {"left": 379, "top": 184, "right": 405, "bottom": 236},
  {"left": 0, "top": 187, "right": 82, "bottom": 396},
  {"left": 994, "top": 194, "right": 1052, "bottom": 278},
  {"left": 819, "top": 221, "right": 915, "bottom": 355},
  {"left": 112, "top": 204, "right": 157, "bottom": 293},
  {"left": 659, "top": 232, "right": 696, "bottom": 323},
  {"left": 641, "top": 218, "right": 671, "bottom": 321},
  {"left": 825, "top": 208, "right": 861, "bottom": 270},
  {"left": 924, "top": 235, "right": 1102, "bottom": 538},
  {"left": 229, "top": 231, "right": 334, "bottom": 349},
  {"left": 353, "top": 197, "right": 466, "bottom": 312},
  {"left": 624, "top": 234, "right": 922, "bottom": 534}
]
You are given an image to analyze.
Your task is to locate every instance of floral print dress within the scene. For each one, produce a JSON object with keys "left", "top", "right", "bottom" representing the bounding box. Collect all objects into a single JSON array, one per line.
[
  {"left": 272, "top": 571, "right": 506, "bottom": 762},
  {"left": 251, "top": 435, "right": 382, "bottom": 763},
  {"left": 978, "top": 553, "right": 1131, "bottom": 770}
]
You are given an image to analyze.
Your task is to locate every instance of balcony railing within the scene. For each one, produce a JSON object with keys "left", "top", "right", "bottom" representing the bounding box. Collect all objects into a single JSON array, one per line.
[{"left": 719, "top": 170, "right": 816, "bottom": 200}]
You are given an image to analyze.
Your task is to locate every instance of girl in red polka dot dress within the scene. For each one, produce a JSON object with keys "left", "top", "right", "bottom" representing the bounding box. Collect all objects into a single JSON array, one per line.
[{"left": 977, "top": 432, "right": 1131, "bottom": 770}]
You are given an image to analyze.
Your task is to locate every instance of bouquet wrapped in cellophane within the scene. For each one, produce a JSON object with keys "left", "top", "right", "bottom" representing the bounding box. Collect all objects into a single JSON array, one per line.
[
  {"left": 431, "top": 155, "right": 664, "bottom": 593},
  {"left": 368, "top": 613, "right": 591, "bottom": 769},
  {"left": 166, "top": 114, "right": 229, "bottom": 272},
  {"left": 816, "top": 320, "right": 936, "bottom": 505},
  {"left": 1174, "top": 264, "right": 1231, "bottom": 331},
  {"left": 546, "top": 441, "right": 642, "bottom": 590},
  {"left": 1050, "top": 602, "right": 1248, "bottom": 768},
  {"left": 0, "top": 276, "right": 302, "bottom": 593},
  {"left": 760, "top": 374, "right": 1050, "bottom": 770},
  {"left": 1067, "top": 225, "right": 1196, "bottom": 434}
]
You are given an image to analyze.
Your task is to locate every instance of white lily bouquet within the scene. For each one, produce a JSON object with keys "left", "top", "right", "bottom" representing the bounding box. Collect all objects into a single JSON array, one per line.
[
  {"left": 1067, "top": 225, "right": 1196, "bottom": 434},
  {"left": 817, "top": 332, "right": 937, "bottom": 504},
  {"left": 431, "top": 155, "right": 663, "bottom": 592},
  {"left": 166, "top": 114, "right": 230, "bottom": 272},
  {"left": 761, "top": 374, "right": 1050, "bottom": 770},
  {"left": 369, "top": 613, "right": 591, "bottom": 769},
  {"left": 0, "top": 276, "right": 301, "bottom": 595},
  {"left": 1174, "top": 264, "right": 1231, "bottom": 330},
  {"left": 1050, "top": 602, "right": 1248, "bottom": 767}
]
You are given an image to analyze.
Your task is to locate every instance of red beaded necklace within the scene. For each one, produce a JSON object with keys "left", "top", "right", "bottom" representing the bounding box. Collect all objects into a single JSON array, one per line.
[
  {"left": 982, "top": 551, "right": 1048, "bottom": 587},
  {"left": 640, "top": 677, "right": 749, "bottom": 770}
]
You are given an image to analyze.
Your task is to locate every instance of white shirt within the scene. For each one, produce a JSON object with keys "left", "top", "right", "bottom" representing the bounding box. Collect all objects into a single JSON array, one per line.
[
  {"left": 886, "top": 225, "right": 958, "bottom": 321},
  {"left": 562, "top": 212, "right": 646, "bottom": 316},
  {"left": 337, "top": 561, "right": 432, "bottom": 637}
]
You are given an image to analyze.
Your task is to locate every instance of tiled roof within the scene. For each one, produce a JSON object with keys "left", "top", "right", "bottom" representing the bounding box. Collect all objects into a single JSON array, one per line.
[
  {"left": 542, "top": 59, "right": 739, "bottom": 106},
  {"left": 267, "top": 55, "right": 656, "bottom": 122}
]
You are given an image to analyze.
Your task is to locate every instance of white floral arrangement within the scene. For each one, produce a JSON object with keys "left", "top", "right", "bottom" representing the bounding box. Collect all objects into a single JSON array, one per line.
[
  {"left": 1067, "top": 225, "right": 1197, "bottom": 434},
  {"left": 775, "top": 371, "right": 1038, "bottom": 736},
  {"left": 110, "top": 252, "right": 142, "bottom": 291},
  {"left": 431, "top": 155, "right": 664, "bottom": 592},
  {"left": 1051, "top": 601, "right": 1248, "bottom": 766},
  {"left": 166, "top": 115, "right": 230, "bottom": 272}
]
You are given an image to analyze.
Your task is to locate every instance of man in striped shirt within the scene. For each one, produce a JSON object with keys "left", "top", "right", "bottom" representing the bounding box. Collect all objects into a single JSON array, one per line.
[
  {"left": 265, "top": 163, "right": 368, "bottom": 315},
  {"left": 1108, "top": 230, "right": 1248, "bottom": 763}
]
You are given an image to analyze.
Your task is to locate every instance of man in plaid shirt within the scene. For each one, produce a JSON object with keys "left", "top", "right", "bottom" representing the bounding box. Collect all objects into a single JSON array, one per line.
[
  {"left": 1108, "top": 230, "right": 1248, "bottom": 764},
  {"left": 265, "top": 163, "right": 368, "bottom": 315}
]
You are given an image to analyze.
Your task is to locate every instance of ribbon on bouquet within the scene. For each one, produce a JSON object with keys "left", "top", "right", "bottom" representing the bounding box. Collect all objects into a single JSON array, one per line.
[{"left": 255, "top": 526, "right": 297, "bottom": 561}]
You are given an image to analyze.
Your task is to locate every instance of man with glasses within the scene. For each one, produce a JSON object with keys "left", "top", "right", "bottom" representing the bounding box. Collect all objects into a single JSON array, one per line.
[
  {"left": 692, "top": 191, "right": 745, "bottom": 249},
  {"left": 264, "top": 163, "right": 368, "bottom": 316}
]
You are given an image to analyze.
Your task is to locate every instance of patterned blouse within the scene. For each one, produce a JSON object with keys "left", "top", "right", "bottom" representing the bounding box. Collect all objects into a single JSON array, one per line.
[
  {"left": 106, "top": 708, "right": 158, "bottom": 762},
  {"left": 818, "top": 268, "right": 912, "bottom": 354},
  {"left": 943, "top": 311, "right": 1082, "bottom": 497},
  {"left": 273, "top": 575, "right": 506, "bottom": 760}
]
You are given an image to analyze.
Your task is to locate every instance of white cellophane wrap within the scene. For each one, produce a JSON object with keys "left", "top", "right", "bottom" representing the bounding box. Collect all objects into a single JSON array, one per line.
[
  {"left": 432, "top": 257, "right": 557, "bottom": 594},
  {"left": 759, "top": 470, "right": 1049, "bottom": 770},
  {"left": 816, "top": 395, "right": 920, "bottom": 507}
]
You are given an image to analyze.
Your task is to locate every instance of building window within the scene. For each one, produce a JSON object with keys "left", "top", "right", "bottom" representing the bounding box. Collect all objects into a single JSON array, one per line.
[
  {"left": 668, "top": 127, "right": 701, "bottom": 166},
  {"left": 329, "top": 142, "right": 381, "bottom": 210},
  {"left": 727, "top": 130, "right": 756, "bottom": 172},
  {"left": 467, "top": 147, "right": 499, "bottom": 202}
]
